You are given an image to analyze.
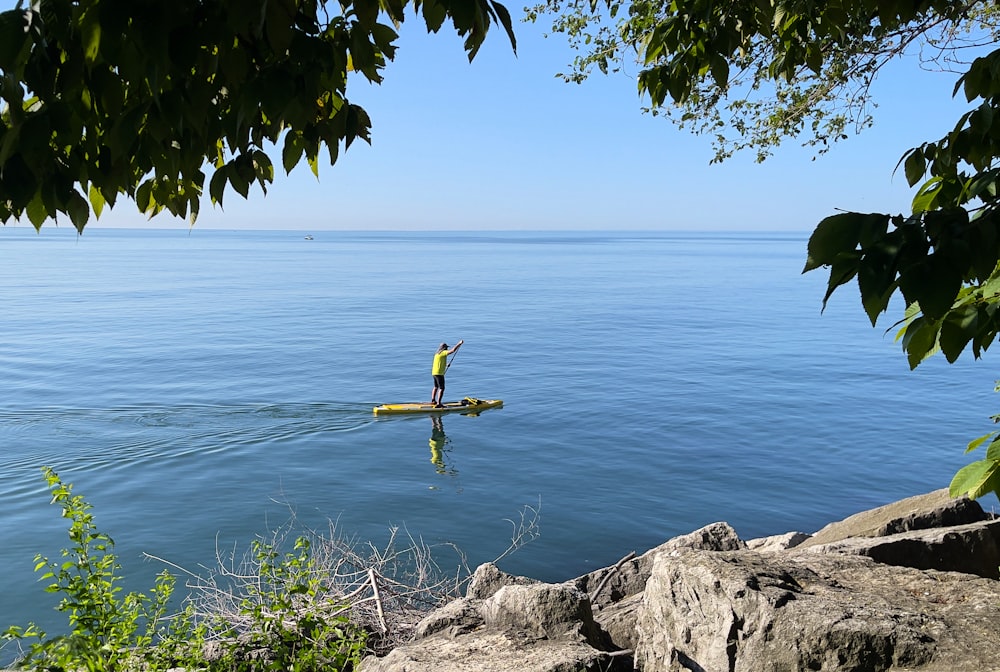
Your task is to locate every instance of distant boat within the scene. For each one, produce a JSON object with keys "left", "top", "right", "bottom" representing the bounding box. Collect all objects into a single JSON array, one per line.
[{"left": 304, "top": 235, "right": 314, "bottom": 240}]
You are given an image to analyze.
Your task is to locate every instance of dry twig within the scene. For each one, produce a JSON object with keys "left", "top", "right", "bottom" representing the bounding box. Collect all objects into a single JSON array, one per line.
[
  {"left": 143, "top": 500, "right": 542, "bottom": 655},
  {"left": 590, "top": 551, "right": 637, "bottom": 601}
]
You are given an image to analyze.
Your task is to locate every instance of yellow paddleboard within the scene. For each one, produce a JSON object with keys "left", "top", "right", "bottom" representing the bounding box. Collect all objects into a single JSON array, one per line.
[{"left": 373, "top": 397, "right": 503, "bottom": 416}]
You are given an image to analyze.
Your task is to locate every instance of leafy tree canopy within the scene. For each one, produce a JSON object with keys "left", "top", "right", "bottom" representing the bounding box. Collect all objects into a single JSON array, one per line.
[
  {"left": 529, "top": 0, "right": 1000, "bottom": 500},
  {"left": 0, "top": 0, "right": 515, "bottom": 230},
  {"left": 528, "top": 0, "right": 999, "bottom": 162}
]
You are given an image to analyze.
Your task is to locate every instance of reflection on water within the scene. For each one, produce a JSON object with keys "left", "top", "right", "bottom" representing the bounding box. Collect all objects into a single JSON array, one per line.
[
  {"left": 422, "top": 405, "right": 504, "bottom": 479},
  {"left": 429, "top": 414, "right": 456, "bottom": 476},
  {"left": 368, "top": 406, "right": 504, "bottom": 484}
]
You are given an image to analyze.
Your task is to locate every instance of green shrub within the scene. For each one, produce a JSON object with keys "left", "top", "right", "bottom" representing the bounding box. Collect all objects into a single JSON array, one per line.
[{"left": 3, "top": 467, "right": 367, "bottom": 672}]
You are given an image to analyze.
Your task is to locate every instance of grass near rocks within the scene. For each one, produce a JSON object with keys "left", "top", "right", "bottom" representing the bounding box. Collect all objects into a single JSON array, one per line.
[{"left": 2, "top": 467, "right": 539, "bottom": 672}]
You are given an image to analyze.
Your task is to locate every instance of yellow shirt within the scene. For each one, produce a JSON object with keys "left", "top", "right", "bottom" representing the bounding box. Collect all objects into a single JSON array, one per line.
[{"left": 432, "top": 350, "right": 449, "bottom": 375}]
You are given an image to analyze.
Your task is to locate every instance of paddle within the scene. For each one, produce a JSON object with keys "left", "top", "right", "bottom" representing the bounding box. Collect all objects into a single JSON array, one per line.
[{"left": 446, "top": 344, "right": 461, "bottom": 371}]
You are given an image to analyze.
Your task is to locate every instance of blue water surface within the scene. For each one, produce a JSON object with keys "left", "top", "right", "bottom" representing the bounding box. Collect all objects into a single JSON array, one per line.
[{"left": 1, "top": 227, "right": 996, "bottom": 655}]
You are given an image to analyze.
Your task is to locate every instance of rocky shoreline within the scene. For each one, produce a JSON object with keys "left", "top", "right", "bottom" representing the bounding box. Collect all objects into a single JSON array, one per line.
[{"left": 362, "top": 490, "right": 1000, "bottom": 672}]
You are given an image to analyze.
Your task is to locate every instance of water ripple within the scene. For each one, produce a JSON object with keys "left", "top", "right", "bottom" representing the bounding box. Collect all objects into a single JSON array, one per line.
[{"left": 0, "top": 402, "right": 375, "bottom": 477}]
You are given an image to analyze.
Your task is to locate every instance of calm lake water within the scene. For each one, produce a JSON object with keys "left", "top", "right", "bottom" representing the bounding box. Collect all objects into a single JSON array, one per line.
[{"left": 1, "top": 227, "right": 997, "bottom": 657}]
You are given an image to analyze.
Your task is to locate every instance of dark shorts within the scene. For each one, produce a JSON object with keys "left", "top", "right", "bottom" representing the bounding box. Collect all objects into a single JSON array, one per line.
[{"left": 432, "top": 375, "right": 445, "bottom": 389}]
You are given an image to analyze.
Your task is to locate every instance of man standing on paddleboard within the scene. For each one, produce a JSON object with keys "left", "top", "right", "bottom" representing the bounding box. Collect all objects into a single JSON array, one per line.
[{"left": 431, "top": 340, "right": 463, "bottom": 408}]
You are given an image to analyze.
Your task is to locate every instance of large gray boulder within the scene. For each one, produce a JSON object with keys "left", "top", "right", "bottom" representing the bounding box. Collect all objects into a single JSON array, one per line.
[
  {"left": 466, "top": 562, "right": 539, "bottom": 600},
  {"left": 798, "top": 489, "right": 989, "bottom": 549},
  {"left": 573, "top": 522, "right": 746, "bottom": 653},
  {"left": 575, "top": 521, "right": 745, "bottom": 608},
  {"left": 797, "top": 518, "right": 1000, "bottom": 578},
  {"left": 746, "top": 531, "right": 811, "bottom": 552},
  {"left": 360, "top": 630, "right": 610, "bottom": 672},
  {"left": 362, "top": 492, "right": 1000, "bottom": 672},
  {"left": 480, "top": 583, "right": 601, "bottom": 643},
  {"left": 790, "top": 488, "right": 1000, "bottom": 578},
  {"left": 361, "top": 576, "right": 617, "bottom": 672},
  {"left": 634, "top": 549, "right": 1000, "bottom": 672}
]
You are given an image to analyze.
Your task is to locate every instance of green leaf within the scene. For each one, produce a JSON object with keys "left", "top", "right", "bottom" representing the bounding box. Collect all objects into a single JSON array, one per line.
[
  {"left": 964, "top": 169, "right": 1000, "bottom": 204},
  {"left": 210, "top": 165, "right": 228, "bottom": 206},
  {"left": 355, "top": 0, "right": 380, "bottom": 31},
  {"left": 88, "top": 184, "right": 106, "bottom": 219},
  {"left": 855, "top": 222, "right": 897, "bottom": 323},
  {"left": 253, "top": 150, "right": 274, "bottom": 186},
  {"left": 902, "top": 148, "right": 925, "bottom": 187},
  {"left": 80, "top": 7, "right": 103, "bottom": 65},
  {"left": 67, "top": 191, "right": 90, "bottom": 233},
  {"left": 0, "top": 10, "right": 28, "bottom": 70},
  {"left": 710, "top": 54, "right": 729, "bottom": 88},
  {"left": 349, "top": 27, "right": 379, "bottom": 81},
  {"left": 26, "top": 193, "right": 47, "bottom": 230},
  {"left": 422, "top": 0, "right": 447, "bottom": 33},
  {"left": 489, "top": 0, "right": 518, "bottom": 53},
  {"left": 819, "top": 251, "right": 860, "bottom": 310},
  {"left": 265, "top": 0, "right": 295, "bottom": 54},
  {"left": 326, "top": 135, "right": 340, "bottom": 165},
  {"left": 803, "top": 213, "right": 863, "bottom": 272},
  {"left": 912, "top": 177, "right": 942, "bottom": 213},
  {"left": 961, "top": 58, "right": 988, "bottom": 102},
  {"left": 804, "top": 42, "right": 822, "bottom": 74},
  {"left": 371, "top": 23, "right": 399, "bottom": 52},
  {"left": 897, "top": 315, "right": 940, "bottom": 369},
  {"left": 229, "top": 163, "right": 250, "bottom": 198},
  {"left": 857, "top": 254, "right": 897, "bottom": 325},
  {"left": 282, "top": 133, "right": 304, "bottom": 174},
  {"left": 108, "top": 105, "right": 146, "bottom": 161},
  {"left": 950, "top": 458, "right": 1000, "bottom": 499},
  {"left": 772, "top": 4, "right": 787, "bottom": 30},
  {"left": 986, "top": 439, "right": 1000, "bottom": 462},
  {"left": 967, "top": 432, "right": 994, "bottom": 453},
  {"left": 907, "top": 253, "right": 963, "bottom": 321},
  {"left": 136, "top": 181, "right": 153, "bottom": 213},
  {"left": 939, "top": 303, "right": 978, "bottom": 362}
]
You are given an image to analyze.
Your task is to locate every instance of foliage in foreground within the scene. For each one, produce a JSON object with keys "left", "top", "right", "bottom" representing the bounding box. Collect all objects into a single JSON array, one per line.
[
  {"left": 530, "top": 0, "right": 1000, "bottom": 502},
  {"left": 2, "top": 467, "right": 368, "bottom": 671},
  {"left": 2, "top": 467, "right": 541, "bottom": 671},
  {"left": 0, "top": 0, "right": 516, "bottom": 229}
]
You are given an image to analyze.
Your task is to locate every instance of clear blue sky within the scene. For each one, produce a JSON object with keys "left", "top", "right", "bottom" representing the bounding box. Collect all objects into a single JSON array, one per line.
[{"left": 3, "top": 4, "right": 979, "bottom": 231}]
